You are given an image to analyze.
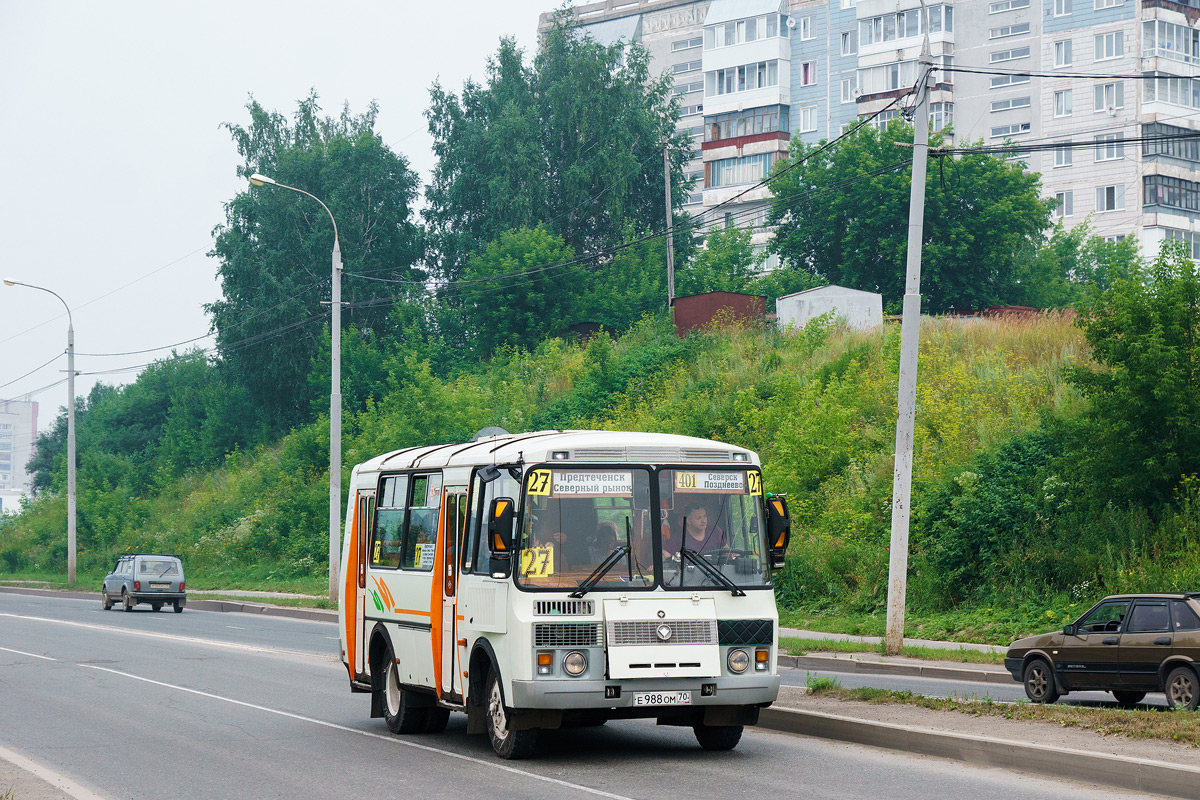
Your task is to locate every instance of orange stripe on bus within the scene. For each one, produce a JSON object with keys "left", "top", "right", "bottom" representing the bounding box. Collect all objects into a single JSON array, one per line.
[
  {"left": 394, "top": 608, "right": 432, "bottom": 617},
  {"left": 343, "top": 494, "right": 360, "bottom": 682}
]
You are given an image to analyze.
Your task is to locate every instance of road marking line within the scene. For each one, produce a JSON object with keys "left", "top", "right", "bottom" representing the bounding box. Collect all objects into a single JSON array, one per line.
[
  {"left": 0, "top": 612, "right": 335, "bottom": 661},
  {"left": 81, "top": 665, "right": 635, "bottom": 800},
  {"left": 0, "top": 743, "right": 107, "bottom": 800},
  {"left": 226, "top": 625, "right": 246, "bottom": 629},
  {"left": 0, "top": 645, "right": 57, "bottom": 661}
]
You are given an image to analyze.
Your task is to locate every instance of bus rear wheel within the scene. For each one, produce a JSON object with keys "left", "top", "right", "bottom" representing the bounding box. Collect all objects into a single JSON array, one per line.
[
  {"left": 379, "top": 646, "right": 428, "bottom": 734},
  {"left": 486, "top": 669, "right": 537, "bottom": 759},
  {"left": 694, "top": 723, "right": 743, "bottom": 751}
]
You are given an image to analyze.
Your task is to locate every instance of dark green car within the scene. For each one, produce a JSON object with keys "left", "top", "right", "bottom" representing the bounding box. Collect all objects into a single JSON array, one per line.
[{"left": 1005, "top": 593, "right": 1200, "bottom": 710}]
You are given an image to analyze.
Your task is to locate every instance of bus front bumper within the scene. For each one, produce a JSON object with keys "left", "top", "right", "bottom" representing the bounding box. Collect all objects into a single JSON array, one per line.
[{"left": 509, "top": 674, "right": 781, "bottom": 710}]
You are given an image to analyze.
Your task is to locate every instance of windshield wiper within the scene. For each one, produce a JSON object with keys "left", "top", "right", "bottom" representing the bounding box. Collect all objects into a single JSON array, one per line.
[
  {"left": 679, "top": 546, "right": 746, "bottom": 597},
  {"left": 570, "top": 546, "right": 631, "bottom": 599}
]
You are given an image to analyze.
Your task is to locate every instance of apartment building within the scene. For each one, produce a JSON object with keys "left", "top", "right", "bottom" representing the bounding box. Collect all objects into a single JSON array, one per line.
[
  {"left": 543, "top": 0, "right": 1200, "bottom": 263},
  {"left": 0, "top": 400, "right": 38, "bottom": 513}
]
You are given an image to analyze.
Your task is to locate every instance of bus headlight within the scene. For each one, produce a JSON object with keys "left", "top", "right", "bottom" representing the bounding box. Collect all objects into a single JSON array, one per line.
[
  {"left": 727, "top": 649, "right": 749, "bottom": 673},
  {"left": 563, "top": 651, "right": 588, "bottom": 676}
]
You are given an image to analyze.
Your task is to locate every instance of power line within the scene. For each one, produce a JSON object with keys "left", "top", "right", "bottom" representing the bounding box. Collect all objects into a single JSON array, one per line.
[
  {"left": 0, "top": 352, "right": 64, "bottom": 392},
  {"left": 941, "top": 64, "right": 1177, "bottom": 81}
]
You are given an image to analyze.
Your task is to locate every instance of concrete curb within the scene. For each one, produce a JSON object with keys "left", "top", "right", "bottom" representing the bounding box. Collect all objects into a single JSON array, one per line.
[
  {"left": 758, "top": 705, "right": 1200, "bottom": 800},
  {"left": 778, "top": 653, "right": 1013, "bottom": 685},
  {"left": 0, "top": 586, "right": 337, "bottom": 623}
]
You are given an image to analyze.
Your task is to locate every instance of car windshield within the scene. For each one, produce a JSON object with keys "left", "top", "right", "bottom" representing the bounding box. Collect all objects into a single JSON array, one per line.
[
  {"left": 517, "top": 468, "right": 655, "bottom": 590},
  {"left": 658, "top": 469, "right": 770, "bottom": 590},
  {"left": 138, "top": 559, "right": 180, "bottom": 576}
]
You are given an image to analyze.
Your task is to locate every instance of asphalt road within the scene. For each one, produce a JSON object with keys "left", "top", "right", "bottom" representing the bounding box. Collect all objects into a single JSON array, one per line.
[{"left": 0, "top": 593, "right": 1169, "bottom": 800}]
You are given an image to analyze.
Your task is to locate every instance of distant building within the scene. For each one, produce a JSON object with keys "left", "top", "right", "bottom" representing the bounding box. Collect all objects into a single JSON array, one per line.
[
  {"left": 777, "top": 284, "right": 882, "bottom": 329},
  {"left": 545, "top": 0, "right": 1200, "bottom": 266},
  {"left": 0, "top": 400, "right": 38, "bottom": 514}
]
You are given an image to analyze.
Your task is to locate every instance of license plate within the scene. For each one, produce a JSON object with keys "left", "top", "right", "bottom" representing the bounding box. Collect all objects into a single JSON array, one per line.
[
  {"left": 150, "top": 582, "right": 170, "bottom": 589},
  {"left": 631, "top": 691, "right": 691, "bottom": 707}
]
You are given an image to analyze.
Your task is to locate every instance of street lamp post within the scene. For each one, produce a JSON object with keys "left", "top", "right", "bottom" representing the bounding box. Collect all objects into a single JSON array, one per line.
[
  {"left": 4, "top": 278, "right": 76, "bottom": 586},
  {"left": 248, "top": 173, "right": 342, "bottom": 603}
]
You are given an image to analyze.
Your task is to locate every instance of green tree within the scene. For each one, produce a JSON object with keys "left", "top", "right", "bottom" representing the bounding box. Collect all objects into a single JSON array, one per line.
[
  {"left": 676, "top": 225, "right": 765, "bottom": 297},
  {"left": 768, "top": 121, "right": 1053, "bottom": 313},
  {"left": 458, "top": 226, "right": 580, "bottom": 355},
  {"left": 424, "top": 20, "right": 691, "bottom": 282},
  {"left": 1069, "top": 238, "right": 1199, "bottom": 505},
  {"left": 208, "top": 93, "right": 423, "bottom": 431}
]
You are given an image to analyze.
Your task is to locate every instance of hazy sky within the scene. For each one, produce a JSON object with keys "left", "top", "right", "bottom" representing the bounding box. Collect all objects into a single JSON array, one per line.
[{"left": 0, "top": 0, "right": 552, "bottom": 432}]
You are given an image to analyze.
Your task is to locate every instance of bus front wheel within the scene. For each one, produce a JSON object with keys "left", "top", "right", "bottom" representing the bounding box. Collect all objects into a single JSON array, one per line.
[
  {"left": 694, "top": 723, "right": 743, "bottom": 751},
  {"left": 485, "top": 669, "right": 537, "bottom": 759}
]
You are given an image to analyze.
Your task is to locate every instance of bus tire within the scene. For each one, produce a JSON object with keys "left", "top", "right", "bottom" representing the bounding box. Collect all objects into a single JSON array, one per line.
[
  {"left": 379, "top": 644, "right": 428, "bottom": 734},
  {"left": 423, "top": 707, "right": 450, "bottom": 733},
  {"left": 485, "top": 669, "right": 537, "bottom": 759},
  {"left": 693, "top": 723, "right": 743, "bottom": 751}
]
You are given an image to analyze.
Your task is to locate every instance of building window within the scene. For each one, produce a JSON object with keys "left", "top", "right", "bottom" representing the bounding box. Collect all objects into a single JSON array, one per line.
[
  {"left": 1055, "top": 190, "right": 1074, "bottom": 217},
  {"left": 991, "top": 47, "right": 1030, "bottom": 63},
  {"left": 1143, "top": 21, "right": 1200, "bottom": 66},
  {"left": 841, "top": 31, "right": 857, "bottom": 55},
  {"left": 1095, "top": 0, "right": 1122, "bottom": 7},
  {"left": 800, "top": 16, "right": 814, "bottom": 40},
  {"left": 1143, "top": 122, "right": 1200, "bottom": 164},
  {"left": 705, "top": 60, "right": 780, "bottom": 97},
  {"left": 991, "top": 96, "right": 1031, "bottom": 111},
  {"left": 989, "top": 0, "right": 1030, "bottom": 11},
  {"left": 990, "top": 23, "right": 1031, "bottom": 39},
  {"left": 1054, "top": 0, "right": 1072, "bottom": 15},
  {"left": 674, "top": 80, "right": 703, "bottom": 95},
  {"left": 1162, "top": 228, "right": 1200, "bottom": 259},
  {"left": 1096, "top": 184, "right": 1126, "bottom": 212},
  {"left": 859, "top": 55, "right": 954, "bottom": 95},
  {"left": 673, "top": 36, "right": 703, "bottom": 52},
  {"left": 799, "top": 106, "right": 818, "bottom": 132},
  {"left": 859, "top": 5, "right": 952, "bottom": 46},
  {"left": 673, "top": 60, "right": 702, "bottom": 75},
  {"left": 1055, "top": 144, "right": 1073, "bottom": 167},
  {"left": 708, "top": 153, "right": 776, "bottom": 188},
  {"left": 991, "top": 122, "right": 1032, "bottom": 138},
  {"left": 871, "top": 108, "right": 903, "bottom": 130},
  {"left": 842, "top": 0, "right": 856, "bottom": 7},
  {"left": 801, "top": 61, "right": 818, "bottom": 86},
  {"left": 1144, "top": 174, "right": 1200, "bottom": 212},
  {"left": 931, "top": 101, "right": 954, "bottom": 132},
  {"left": 704, "top": 105, "right": 789, "bottom": 142},
  {"left": 680, "top": 104, "right": 703, "bottom": 117},
  {"left": 1094, "top": 32, "right": 1124, "bottom": 62},
  {"left": 704, "top": 14, "right": 787, "bottom": 48},
  {"left": 1145, "top": 75, "right": 1200, "bottom": 110},
  {"left": 1055, "top": 40, "right": 1073, "bottom": 67},
  {"left": 1054, "top": 89, "right": 1073, "bottom": 116},
  {"left": 1095, "top": 134, "right": 1125, "bottom": 161},
  {"left": 990, "top": 73, "right": 1031, "bottom": 88},
  {"left": 1094, "top": 81, "right": 1125, "bottom": 112},
  {"left": 841, "top": 78, "right": 856, "bottom": 103}
]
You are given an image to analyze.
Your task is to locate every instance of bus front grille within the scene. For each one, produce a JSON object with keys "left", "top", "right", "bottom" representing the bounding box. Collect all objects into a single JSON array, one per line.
[
  {"left": 534, "top": 599, "right": 595, "bottom": 616},
  {"left": 608, "top": 620, "right": 717, "bottom": 646},
  {"left": 533, "top": 622, "right": 603, "bottom": 648}
]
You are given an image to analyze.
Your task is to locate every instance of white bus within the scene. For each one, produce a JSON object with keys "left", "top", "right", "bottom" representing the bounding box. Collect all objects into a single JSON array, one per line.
[{"left": 337, "top": 429, "right": 791, "bottom": 759}]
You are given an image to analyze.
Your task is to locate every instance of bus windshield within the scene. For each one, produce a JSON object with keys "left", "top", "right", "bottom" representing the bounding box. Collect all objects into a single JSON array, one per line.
[
  {"left": 517, "top": 468, "right": 655, "bottom": 590},
  {"left": 658, "top": 469, "right": 771, "bottom": 590}
]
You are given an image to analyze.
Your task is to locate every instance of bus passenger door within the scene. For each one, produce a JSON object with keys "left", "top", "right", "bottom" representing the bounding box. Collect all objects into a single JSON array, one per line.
[
  {"left": 440, "top": 489, "right": 468, "bottom": 701},
  {"left": 354, "top": 492, "right": 374, "bottom": 680}
]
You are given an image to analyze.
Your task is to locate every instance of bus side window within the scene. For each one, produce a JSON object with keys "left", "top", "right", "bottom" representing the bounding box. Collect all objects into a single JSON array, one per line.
[
  {"left": 372, "top": 476, "right": 407, "bottom": 569},
  {"left": 403, "top": 474, "right": 440, "bottom": 572},
  {"left": 463, "top": 473, "right": 484, "bottom": 574}
]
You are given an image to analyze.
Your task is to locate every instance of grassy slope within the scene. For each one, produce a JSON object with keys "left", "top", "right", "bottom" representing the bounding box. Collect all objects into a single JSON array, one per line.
[{"left": 1, "top": 314, "right": 1089, "bottom": 640}]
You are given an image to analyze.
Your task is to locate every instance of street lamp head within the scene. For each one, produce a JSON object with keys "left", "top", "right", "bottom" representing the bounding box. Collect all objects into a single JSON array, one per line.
[
  {"left": 249, "top": 172, "right": 277, "bottom": 187},
  {"left": 3, "top": 278, "right": 16, "bottom": 286}
]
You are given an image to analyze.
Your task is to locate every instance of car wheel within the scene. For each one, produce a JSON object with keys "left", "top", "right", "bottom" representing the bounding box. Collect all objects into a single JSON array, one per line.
[
  {"left": 1023, "top": 658, "right": 1060, "bottom": 703},
  {"left": 485, "top": 669, "right": 537, "bottom": 759},
  {"left": 101, "top": 590, "right": 113, "bottom": 610},
  {"left": 377, "top": 645, "right": 427, "bottom": 734},
  {"left": 1166, "top": 666, "right": 1199, "bottom": 711},
  {"left": 1112, "top": 690, "right": 1145, "bottom": 707},
  {"left": 694, "top": 723, "right": 744, "bottom": 751},
  {"left": 173, "top": 601, "right": 183, "bottom": 614},
  {"left": 122, "top": 591, "right": 133, "bottom": 612}
]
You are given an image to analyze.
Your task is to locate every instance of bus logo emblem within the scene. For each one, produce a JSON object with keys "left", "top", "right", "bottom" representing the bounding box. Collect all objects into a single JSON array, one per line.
[
  {"left": 657, "top": 624, "right": 673, "bottom": 642},
  {"left": 657, "top": 610, "right": 666, "bottom": 618}
]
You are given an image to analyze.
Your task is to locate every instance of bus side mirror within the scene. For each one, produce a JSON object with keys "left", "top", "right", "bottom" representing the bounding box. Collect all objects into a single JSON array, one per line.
[
  {"left": 488, "top": 497, "right": 515, "bottom": 575},
  {"left": 765, "top": 496, "right": 791, "bottom": 570}
]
